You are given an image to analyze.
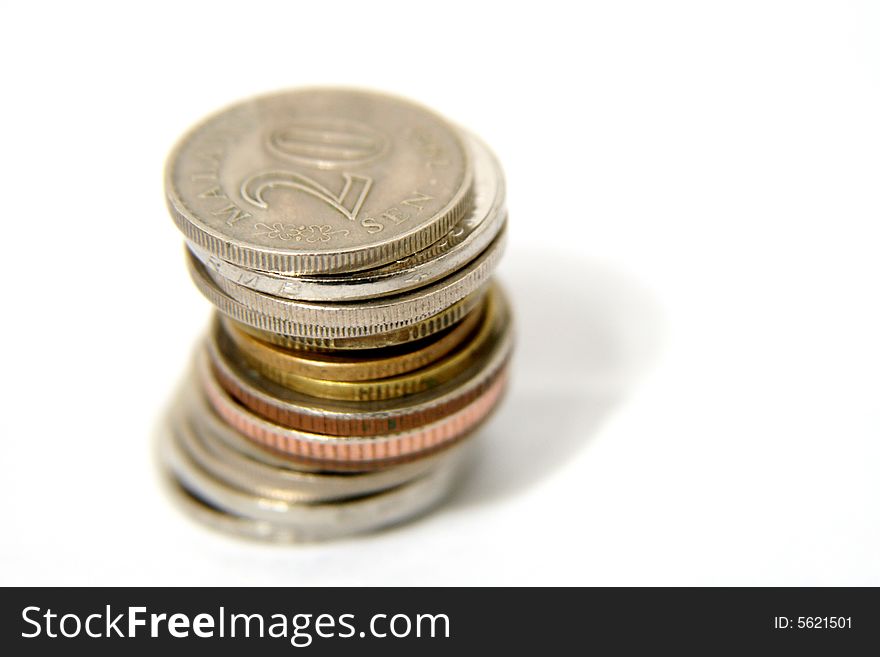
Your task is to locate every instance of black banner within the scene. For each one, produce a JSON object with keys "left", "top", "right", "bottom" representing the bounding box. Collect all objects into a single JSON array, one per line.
[{"left": 1, "top": 587, "right": 876, "bottom": 654}]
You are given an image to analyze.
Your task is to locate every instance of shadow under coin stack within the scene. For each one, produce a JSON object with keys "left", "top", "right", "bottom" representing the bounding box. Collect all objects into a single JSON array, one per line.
[{"left": 160, "top": 88, "right": 513, "bottom": 541}]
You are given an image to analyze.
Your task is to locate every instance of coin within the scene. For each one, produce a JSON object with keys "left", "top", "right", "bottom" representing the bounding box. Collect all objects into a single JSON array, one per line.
[
  {"left": 202, "top": 347, "right": 509, "bottom": 466},
  {"left": 220, "top": 287, "right": 501, "bottom": 401},
  {"left": 221, "top": 297, "right": 483, "bottom": 382},
  {"left": 205, "top": 295, "right": 513, "bottom": 436},
  {"left": 192, "top": 228, "right": 505, "bottom": 339},
  {"left": 169, "top": 383, "right": 471, "bottom": 503},
  {"left": 166, "top": 88, "right": 474, "bottom": 275},
  {"left": 190, "top": 252, "right": 491, "bottom": 346},
  {"left": 160, "top": 86, "right": 513, "bottom": 542},
  {"left": 160, "top": 422, "right": 465, "bottom": 542},
  {"left": 187, "top": 133, "right": 506, "bottom": 301}
]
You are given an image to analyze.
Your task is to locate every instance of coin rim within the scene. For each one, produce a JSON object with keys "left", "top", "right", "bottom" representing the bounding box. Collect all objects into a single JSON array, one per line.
[
  {"left": 165, "top": 87, "right": 475, "bottom": 275},
  {"left": 170, "top": 388, "right": 470, "bottom": 504},
  {"left": 220, "top": 290, "right": 499, "bottom": 401},
  {"left": 192, "top": 227, "right": 506, "bottom": 338},
  {"left": 221, "top": 296, "right": 484, "bottom": 382},
  {"left": 186, "top": 132, "right": 506, "bottom": 300},
  {"left": 206, "top": 284, "right": 514, "bottom": 436},
  {"left": 202, "top": 354, "right": 510, "bottom": 465},
  {"left": 159, "top": 434, "right": 461, "bottom": 541}
]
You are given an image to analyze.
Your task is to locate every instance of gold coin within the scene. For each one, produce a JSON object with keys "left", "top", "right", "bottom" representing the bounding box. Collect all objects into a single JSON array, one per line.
[
  {"left": 224, "top": 285, "right": 503, "bottom": 402},
  {"left": 221, "top": 299, "right": 483, "bottom": 383},
  {"left": 204, "top": 292, "right": 514, "bottom": 436},
  {"left": 231, "top": 289, "right": 486, "bottom": 351}
]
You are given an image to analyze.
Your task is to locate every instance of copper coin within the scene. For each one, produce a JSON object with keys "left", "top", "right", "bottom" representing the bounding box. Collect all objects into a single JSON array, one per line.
[{"left": 201, "top": 353, "right": 509, "bottom": 467}]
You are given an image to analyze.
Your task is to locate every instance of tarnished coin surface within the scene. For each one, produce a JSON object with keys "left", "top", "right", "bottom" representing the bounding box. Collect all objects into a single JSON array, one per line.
[{"left": 167, "top": 88, "right": 473, "bottom": 275}]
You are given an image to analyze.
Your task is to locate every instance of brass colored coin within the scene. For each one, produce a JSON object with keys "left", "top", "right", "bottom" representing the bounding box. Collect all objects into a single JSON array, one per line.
[
  {"left": 221, "top": 298, "right": 483, "bottom": 383},
  {"left": 224, "top": 288, "right": 501, "bottom": 402},
  {"left": 203, "top": 296, "right": 513, "bottom": 436},
  {"left": 229, "top": 288, "right": 486, "bottom": 351}
]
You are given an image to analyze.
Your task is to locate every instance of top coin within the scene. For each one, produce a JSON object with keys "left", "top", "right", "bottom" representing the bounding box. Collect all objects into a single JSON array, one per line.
[{"left": 166, "top": 88, "right": 473, "bottom": 275}]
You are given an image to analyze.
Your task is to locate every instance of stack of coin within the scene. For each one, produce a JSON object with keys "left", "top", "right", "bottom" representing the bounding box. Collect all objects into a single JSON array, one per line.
[{"left": 160, "top": 88, "right": 512, "bottom": 541}]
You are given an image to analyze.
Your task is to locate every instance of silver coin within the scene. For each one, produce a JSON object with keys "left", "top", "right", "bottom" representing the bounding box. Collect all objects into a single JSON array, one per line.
[
  {"left": 159, "top": 414, "right": 464, "bottom": 542},
  {"left": 187, "top": 254, "right": 491, "bottom": 342},
  {"left": 188, "top": 133, "right": 506, "bottom": 301},
  {"left": 166, "top": 88, "right": 474, "bottom": 275},
  {"left": 184, "top": 415, "right": 470, "bottom": 504},
  {"left": 188, "top": 229, "right": 505, "bottom": 339},
  {"left": 161, "top": 468, "right": 460, "bottom": 543}
]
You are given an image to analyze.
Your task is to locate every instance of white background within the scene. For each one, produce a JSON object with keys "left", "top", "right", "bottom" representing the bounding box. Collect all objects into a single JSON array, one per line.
[{"left": 2, "top": 1, "right": 878, "bottom": 585}]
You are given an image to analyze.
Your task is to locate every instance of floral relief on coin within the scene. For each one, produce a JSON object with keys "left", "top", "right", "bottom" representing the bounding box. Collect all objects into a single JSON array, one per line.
[{"left": 254, "top": 223, "right": 350, "bottom": 243}]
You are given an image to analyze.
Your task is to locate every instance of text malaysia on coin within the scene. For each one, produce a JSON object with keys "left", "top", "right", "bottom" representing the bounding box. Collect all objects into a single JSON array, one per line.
[{"left": 167, "top": 88, "right": 474, "bottom": 275}]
